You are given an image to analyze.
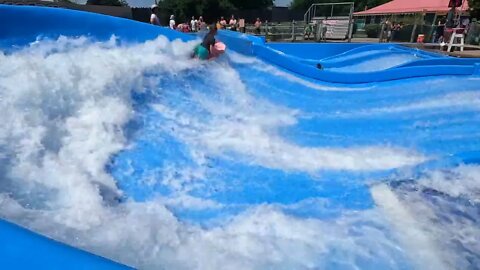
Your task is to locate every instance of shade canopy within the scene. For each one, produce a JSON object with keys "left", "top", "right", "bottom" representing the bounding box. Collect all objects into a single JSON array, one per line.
[{"left": 354, "top": 0, "right": 469, "bottom": 15}]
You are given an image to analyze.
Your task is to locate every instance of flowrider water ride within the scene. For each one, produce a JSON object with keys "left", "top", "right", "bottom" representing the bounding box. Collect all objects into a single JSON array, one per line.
[{"left": 1, "top": 4, "right": 479, "bottom": 270}]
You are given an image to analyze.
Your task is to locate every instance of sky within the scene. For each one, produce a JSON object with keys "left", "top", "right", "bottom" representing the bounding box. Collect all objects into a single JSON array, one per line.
[{"left": 275, "top": 0, "right": 293, "bottom": 7}]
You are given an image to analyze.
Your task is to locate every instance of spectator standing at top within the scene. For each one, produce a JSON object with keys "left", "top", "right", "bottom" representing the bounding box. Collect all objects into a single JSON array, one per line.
[
  {"left": 220, "top": 16, "right": 227, "bottom": 29},
  {"left": 461, "top": 17, "right": 470, "bottom": 30},
  {"left": 381, "top": 20, "right": 392, "bottom": 42},
  {"left": 150, "top": 5, "right": 160, "bottom": 26},
  {"left": 435, "top": 19, "right": 445, "bottom": 43},
  {"left": 254, "top": 18, "right": 262, "bottom": 35},
  {"left": 198, "top": 16, "right": 207, "bottom": 31},
  {"left": 190, "top": 16, "right": 198, "bottom": 32},
  {"left": 304, "top": 23, "right": 313, "bottom": 40},
  {"left": 321, "top": 20, "right": 328, "bottom": 41},
  {"left": 229, "top": 15, "right": 237, "bottom": 31},
  {"left": 176, "top": 21, "right": 190, "bottom": 33},
  {"left": 239, "top": 18, "right": 245, "bottom": 33},
  {"left": 182, "top": 21, "right": 191, "bottom": 32},
  {"left": 169, "top": 15, "right": 176, "bottom": 30},
  {"left": 391, "top": 22, "right": 402, "bottom": 41}
]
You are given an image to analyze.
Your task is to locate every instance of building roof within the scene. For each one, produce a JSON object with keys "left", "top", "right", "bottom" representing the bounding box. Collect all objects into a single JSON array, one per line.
[{"left": 354, "top": 0, "right": 469, "bottom": 16}]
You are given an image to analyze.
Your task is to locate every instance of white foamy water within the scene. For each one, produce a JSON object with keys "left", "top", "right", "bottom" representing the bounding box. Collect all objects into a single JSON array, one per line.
[
  {"left": 0, "top": 35, "right": 199, "bottom": 229},
  {"left": 0, "top": 36, "right": 471, "bottom": 269},
  {"left": 374, "top": 165, "right": 480, "bottom": 269},
  {"left": 372, "top": 185, "right": 448, "bottom": 270},
  {"left": 418, "top": 165, "right": 480, "bottom": 202},
  {"left": 367, "top": 92, "right": 480, "bottom": 114},
  {"left": 152, "top": 64, "right": 425, "bottom": 172},
  {"left": 1, "top": 192, "right": 410, "bottom": 269}
]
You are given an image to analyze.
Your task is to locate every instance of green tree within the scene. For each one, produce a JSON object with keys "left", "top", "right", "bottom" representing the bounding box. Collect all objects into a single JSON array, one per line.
[
  {"left": 290, "top": 0, "right": 392, "bottom": 12},
  {"left": 354, "top": 0, "right": 392, "bottom": 12},
  {"left": 161, "top": 0, "right": 273, "bottom": 23},
  {"left": 290, "top": 0, "right": 330, "bottom": 10},
  {"left": 86, "top": 0, "right": 128, "bottom": 6},
  {"left": 230, "top": 0, "right": 273, "bottom": 9},
  {"left": 469, "top": 0, "right": 480, "bottom": 19}
]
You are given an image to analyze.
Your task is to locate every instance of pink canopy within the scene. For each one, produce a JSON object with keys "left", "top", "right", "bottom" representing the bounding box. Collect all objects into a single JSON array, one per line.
[{"left": 354, "top": 0, "right": 469, "bottom": 15}]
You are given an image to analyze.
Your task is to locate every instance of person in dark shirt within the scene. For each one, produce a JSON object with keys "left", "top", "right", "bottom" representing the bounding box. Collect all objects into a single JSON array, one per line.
[
  {"left": 193, "top": 26, "right": 218, "bottom": 60},
  {"left": 391, "top": 22, "right": 402, "bottom": 41},
  {"left": 435, "top": 19, "right": 446, "bottom": 43},
  {"left": 202, "top": 28, "right": 216, "bottom": 49}
]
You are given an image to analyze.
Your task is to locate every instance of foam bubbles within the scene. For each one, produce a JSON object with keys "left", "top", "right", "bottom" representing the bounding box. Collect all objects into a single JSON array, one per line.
[
  {"left": 152, "top": 63, "right": 426, "bottom": 172},
  {"left": 377, "top": 165, "right": 480, "bottom": 269},
  {"left": 0, "top": 35, "right": 198, "bottom": 230},
  {"left": 0, "top": 35, "right": 476, "bottom": 270},
  {"left": 0, "top": 197, "right": 409, "bottom": 270}
]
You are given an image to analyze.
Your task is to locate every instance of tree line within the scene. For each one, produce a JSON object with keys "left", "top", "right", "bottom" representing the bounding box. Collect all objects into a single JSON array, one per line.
[
  {"left": 469, "top": 0, "right": 480, "bottom": 19},
  {"left": 290, "top": 0, "right": 391, "bottom": 11},
  {"left": 86, "top": 0, "right": 273, "bottom": 22},
  {"left": 86, "top": 0, "right": 272, "bottom": 11},
  {"left": 86, "top": 0, "right": 480, "bottom": 20}
]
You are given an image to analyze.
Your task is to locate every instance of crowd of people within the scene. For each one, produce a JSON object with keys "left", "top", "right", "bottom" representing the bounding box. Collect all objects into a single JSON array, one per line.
[
  {"left": 433, "top": 13, "right": 471, "bottom": 44},
  {"left": 380, "top": 20, "right": 403, "bottom": 42},
  {"left": 149, "top": 5, "right": 263, "bottom": 34},
  {"left": 174, "top": 16, "right": 208, "bottom": 33},
  {"left": 379, "top": 6, "right": 472, "bottom": 44}
]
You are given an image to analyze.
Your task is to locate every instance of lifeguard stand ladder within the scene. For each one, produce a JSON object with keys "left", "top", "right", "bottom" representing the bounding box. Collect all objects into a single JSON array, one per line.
[
  {"left": 448, "top": 0, "right": 467, "bottom": 52},
  {"left": 447, "top": 28, "right": 465, "bottom": 52}
]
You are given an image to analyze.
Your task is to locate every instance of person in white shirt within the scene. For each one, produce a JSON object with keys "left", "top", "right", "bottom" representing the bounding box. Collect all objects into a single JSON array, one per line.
[
  {"left": 229, "top": 15, "right": 237, "bottom": 31},
  {"left": 238, "top": 18, "right": 245, "bottom": 33},
  {"left": 169, "top": 15, "right": 176, "bottom": 30},
  {"left": 190, "top": 16, "right": 197, "bottom": 32},
  {"left": 150, "top": 5, "right": 160, "bottom": 26}
]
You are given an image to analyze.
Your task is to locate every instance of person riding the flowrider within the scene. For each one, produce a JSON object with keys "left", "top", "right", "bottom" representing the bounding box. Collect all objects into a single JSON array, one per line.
[{"left": 193, "top": 26, "right": 225, "bottom": 60}]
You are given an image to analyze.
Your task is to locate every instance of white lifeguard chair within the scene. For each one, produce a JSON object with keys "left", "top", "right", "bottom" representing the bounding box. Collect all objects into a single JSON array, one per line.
[{"left": 447, "top": 28, "right": 465, "bottom": 52}]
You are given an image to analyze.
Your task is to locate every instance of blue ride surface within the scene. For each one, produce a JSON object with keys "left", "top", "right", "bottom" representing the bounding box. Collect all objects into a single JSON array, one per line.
[{"left": 0, "top": 4, "right": 479, "bottom": 270}]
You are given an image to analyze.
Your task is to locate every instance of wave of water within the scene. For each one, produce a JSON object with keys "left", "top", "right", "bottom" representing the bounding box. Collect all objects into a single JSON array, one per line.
[
  {"left": 0, "top": 36, "right": 479, "bottom": 269},
  {"left": 327, "top": 53, "right": 420, "bottom": 73}
]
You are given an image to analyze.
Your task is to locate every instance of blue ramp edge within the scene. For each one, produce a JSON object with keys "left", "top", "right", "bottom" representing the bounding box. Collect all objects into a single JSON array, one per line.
[
  {"left": 0, "top": 4, "right": 194, "bottom": 46},
  {"left": 216, "top": 30, "right": 480, "bottom": 84},
  {"left": 0, "top": 219, "right": 133, "bottom": 269},
  {"left": 2, "top": 4, "right": 478, "bottom": 84}
]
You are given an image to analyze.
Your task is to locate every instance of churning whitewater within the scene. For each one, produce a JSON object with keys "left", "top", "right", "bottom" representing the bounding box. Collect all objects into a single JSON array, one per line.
[{"left": 0, "top": 36, "right": 479, "bottom": 269}]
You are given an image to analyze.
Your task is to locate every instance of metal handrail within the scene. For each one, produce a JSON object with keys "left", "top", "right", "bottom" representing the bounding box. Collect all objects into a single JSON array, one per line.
[
  {"left": 303, "top": 2, "right": 354, "bottom": 42},
  {"left": 304, "top": 2, "right": 354, "bottom": 23}
]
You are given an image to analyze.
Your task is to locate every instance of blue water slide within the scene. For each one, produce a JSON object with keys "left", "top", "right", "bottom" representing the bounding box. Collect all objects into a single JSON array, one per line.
[
  {"left": 1, "top": 4, "right": 480, "bottom": 269},
  {"left": 0, "top": 219, "right": 133, "bottom": 269},
  {"left": 1, "top": 4, "right": 479, "bottom": 84},
  {"left": 260, "top": 44, "right": 441, "bottom": 68},
  {"left": 216, "top": 30, "right": 480, "bottom": 83}
]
